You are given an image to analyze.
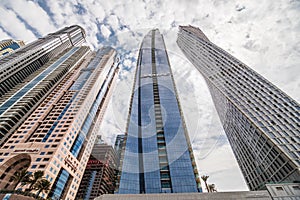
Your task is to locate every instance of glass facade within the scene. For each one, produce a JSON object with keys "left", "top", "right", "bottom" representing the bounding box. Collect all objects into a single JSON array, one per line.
[
  {"left": 177, "top": 25, "right": 300, "bottom": 190},
  {"left": 117, "top": 29, "right": 201, "bottom": 194}
]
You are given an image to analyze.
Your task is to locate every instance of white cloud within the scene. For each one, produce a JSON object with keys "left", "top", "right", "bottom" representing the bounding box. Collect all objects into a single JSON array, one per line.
[
  {"left": 106, "top": 14, "right": 119, "bottom": 31},
  {"left": 0, "top": 27, "right": 10, "bottom": 39},
  {"left": 2, "top": 0, "right": 56, "bottom": 35},
  {"left": 81, "top": 0, "right": 106, "bottom": 21},
  {"left": 100, "top": 24, "right": 111, "bottom": 39},
  {"left": 123, "top": 58, "right": 132, "bottom": 67},
  {"left": 0, "top": 7, "right": 36, "bottom": 42}
]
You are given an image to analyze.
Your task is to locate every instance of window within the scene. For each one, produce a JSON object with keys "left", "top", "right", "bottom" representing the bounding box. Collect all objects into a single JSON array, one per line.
[
  {"left": 276, "top": 186, "right": 283, "bottom": 191},
  {"left": 36, "top": 158, "right": 41, "bottom": 162},
  {"left": 292, "top": 185, "right": 300, "bottom": 190}
]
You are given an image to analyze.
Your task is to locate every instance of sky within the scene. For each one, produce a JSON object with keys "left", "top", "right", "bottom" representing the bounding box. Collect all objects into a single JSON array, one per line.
[{"left": 0, "top": 0, "right": 299, "bottom": 192}]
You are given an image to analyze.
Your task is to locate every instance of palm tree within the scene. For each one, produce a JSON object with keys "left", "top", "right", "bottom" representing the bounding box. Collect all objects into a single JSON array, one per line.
[
  {"left": 201, "top": 175, "right": 210, "bottom": 193},
  {"left": 208, "top": 184, "right": 217, "bottom": 192},
  {"left": 11, "top": 169, "right": 31, "bottom": 190},
  {"left": 34, "top": 179, "right": 51, "bottom": 198},
  {"left": 28, "top": 170, "right": 44, "bottom": 191}
]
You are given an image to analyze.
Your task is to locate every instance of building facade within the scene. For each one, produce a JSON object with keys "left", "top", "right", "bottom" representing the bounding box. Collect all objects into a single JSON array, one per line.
[
  {"left": 0, "top": 26, "right": 119, "bottom": 200},
  {"left": 114, "top": 134, "right": 125, "bottom": 167},
  {"left": 0, "top": 25, "right": 86, "bottom": 146},
  {"left": 116, "top": 29, "right": 201, "bottom": 194},
  {"left": 114, "top": 134, "right": 125, "bottom": 192},
  {"left": 177, "top": 25, "right": 300, "bottom": 190},
  {"left": 76, "top": 143, "right": 117, "bottom": 200},
  {"left": 0, "top": 39, "right": 25, "bottom": 56}
]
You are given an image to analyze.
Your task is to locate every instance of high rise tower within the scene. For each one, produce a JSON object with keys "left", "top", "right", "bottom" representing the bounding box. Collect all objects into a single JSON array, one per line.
[
  {"left": 76, "top": 142, "right": 117, "bottom": 199},
  {"left": 114, "top": 134, "right": 125, "bottom": 168},
  {"left": 177, "top": 25, "right": 300, "bottom": 190},
  {"left": 0, "top": 39, "right": 25, "bottom": 56},
  {"left": 116, "top": 29, "right": 201, "bottom": 194},
  {"left": 0, "top": 26, "right": 119, "bottom": 199},
  {"left": 0, "top": 25, "right": 86, "bottom": 146}
]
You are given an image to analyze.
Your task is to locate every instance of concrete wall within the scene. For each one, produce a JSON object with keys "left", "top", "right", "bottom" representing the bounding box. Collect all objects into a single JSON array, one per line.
[{"left": 95, "top": 191, "right": 271, "bottom": 200}]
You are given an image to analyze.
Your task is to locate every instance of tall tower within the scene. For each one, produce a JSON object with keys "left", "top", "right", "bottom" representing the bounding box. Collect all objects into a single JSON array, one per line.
[
  {"left": 116, "top": 29, "right": 201, "bottom": 194},
  {"left": 0, "top": 39, "right": 25, "bottom": 56},
  {"left": 76, "top": 143, "right": 117, "bottom": 199},
  {"left": 177, "top": 25, "right": 300, "bottom": 190},
  {"left": 0, "top": 25, "right": 86, "bottom": 146},
  {"left": 114, "top": 134, "right": 125, "bottom": 167},
  {"left": 0, "top": 26, "right": 119, "bottom": 199}
]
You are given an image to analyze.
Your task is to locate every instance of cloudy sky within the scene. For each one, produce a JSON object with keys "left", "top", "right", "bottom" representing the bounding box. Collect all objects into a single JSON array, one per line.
[{"left": 1, "top": 0, "right": 299, "bottom": 192}]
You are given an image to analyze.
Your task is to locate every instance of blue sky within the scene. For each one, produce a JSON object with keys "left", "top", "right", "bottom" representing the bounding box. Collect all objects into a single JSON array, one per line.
[{"left": 0, "top": 0, "right": 299, "bottom": 192}]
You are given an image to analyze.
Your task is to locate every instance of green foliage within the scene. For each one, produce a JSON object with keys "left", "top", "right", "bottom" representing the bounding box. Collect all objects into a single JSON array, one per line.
[
  {"left": 2, "top": 169, "right": 50, "bottom": 200},
  {"left": 28, "top": 170, "right": 44, "bottom": 191},
  {"left": 11, "top": 169, "right": 31, "bottom": 189},
  {"left": 34, "top": 179, "right": 51, "bottom": 198}
]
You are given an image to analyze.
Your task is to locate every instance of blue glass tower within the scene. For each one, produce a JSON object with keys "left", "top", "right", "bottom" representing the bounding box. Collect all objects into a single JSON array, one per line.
[{"left": 116, "top": 29, "right": 201, "bottom": 194}]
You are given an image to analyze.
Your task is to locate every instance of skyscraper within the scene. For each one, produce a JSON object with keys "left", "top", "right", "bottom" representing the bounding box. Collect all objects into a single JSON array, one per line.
[
  {"left": 76, "top": 142, "right": 117, "bottom": 199},
  {"left": 114, "top": 134, "right": 125, "bottom": 191},
  {"left": 114, "top": 134, "right": 125, "bottom": 168},
  {"left": 116, "top": 29, "right": 201, "bottom": 194},
  {"left": 0, "top": 25, "right": 86, "bottom": 146},
  {"left": 0, "top": 26, "right": 119, "bottom": 199},
  {"left": 0, "top": 39, "right": 25, "bottom": 56},
  {"left": 177, "top": 25, "right": 300, "bottom": 190}
]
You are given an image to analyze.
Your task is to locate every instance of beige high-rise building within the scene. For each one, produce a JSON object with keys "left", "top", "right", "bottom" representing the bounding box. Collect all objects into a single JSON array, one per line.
[
  {"left": 177, "top": 25, "right": 300, "bottom": 191},
  {"left": 0, "top": 26, "right": 119, "bottom": 200}
]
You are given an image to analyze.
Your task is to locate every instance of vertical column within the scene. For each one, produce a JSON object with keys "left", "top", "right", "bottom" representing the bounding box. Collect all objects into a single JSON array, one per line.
[{"left": 151, "top": 30, "right": 173, "bottom": 193}]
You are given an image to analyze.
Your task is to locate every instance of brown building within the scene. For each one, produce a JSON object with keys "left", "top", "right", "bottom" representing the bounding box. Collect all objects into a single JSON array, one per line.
[{"left": 76, "top": 142, "right": 117, "bottom": 200}]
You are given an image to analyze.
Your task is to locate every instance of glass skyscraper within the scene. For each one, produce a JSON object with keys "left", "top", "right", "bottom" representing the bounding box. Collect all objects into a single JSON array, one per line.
[
  {"left": 116, "top": 29, "right": 201, "bottom": 194},
  {"left": 177, "top": 25, "right": 300, "bottom": 190},
  {"left": 114, "top": 134, "right": 125, "bottom": 167},
  {"left": 0, "top": 26, "right": 119, "bottom": 200}
]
